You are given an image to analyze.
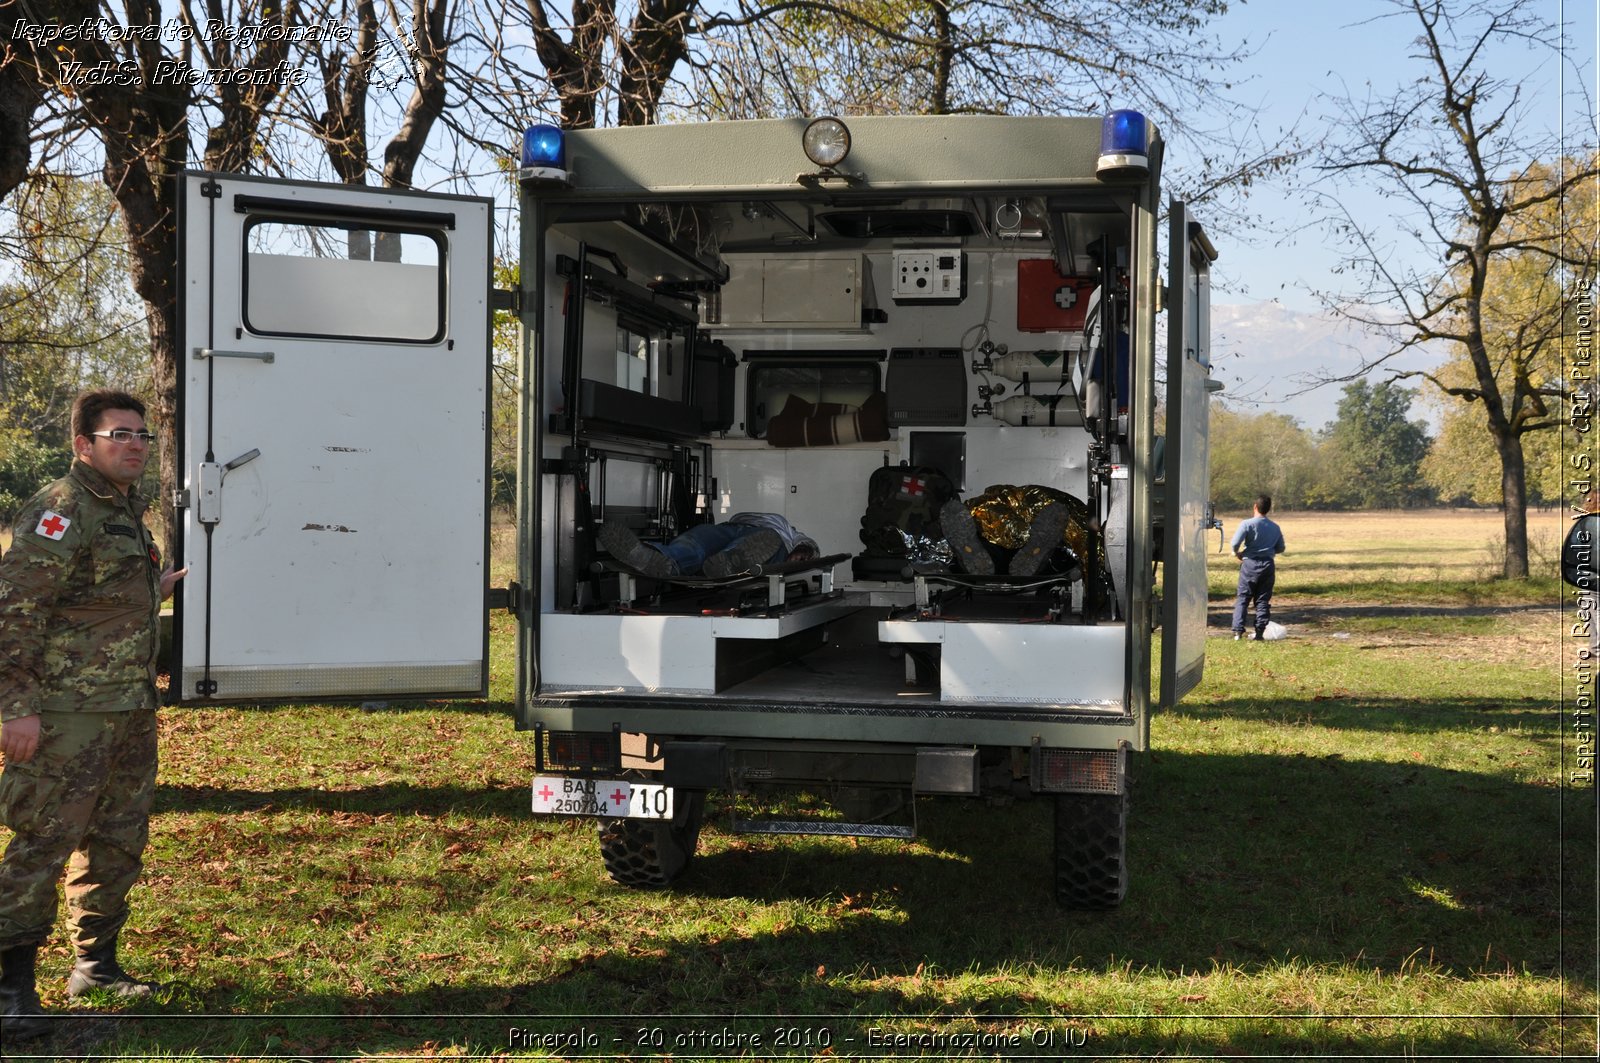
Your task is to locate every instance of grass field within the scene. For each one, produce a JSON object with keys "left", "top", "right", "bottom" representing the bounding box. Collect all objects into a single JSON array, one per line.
[
  {"left": 1206, "top": 506, "right": 1568, "bottom": 603},
  {"left": 2, "top": 509, "right": 1594, "bottom": 1060}
]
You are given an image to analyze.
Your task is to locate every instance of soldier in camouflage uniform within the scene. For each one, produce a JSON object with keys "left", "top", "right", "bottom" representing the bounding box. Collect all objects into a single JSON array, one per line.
[{"left": 0, "top": 390, "right": 185, "bottom": 1041}]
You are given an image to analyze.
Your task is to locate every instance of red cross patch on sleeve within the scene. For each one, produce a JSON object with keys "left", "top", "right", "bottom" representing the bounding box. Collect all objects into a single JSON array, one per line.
[{"left": 35, "top": 511, "right": 71, "bottom": 540}]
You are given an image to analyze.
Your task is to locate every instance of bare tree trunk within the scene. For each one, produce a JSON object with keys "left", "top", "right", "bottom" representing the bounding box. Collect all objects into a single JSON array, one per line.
[
  {"left": 1495, "top": 428, "right": 1530, "bottom": 579},
  {"left": 307, "top": 0, "right": 378, "bottom": 187},
  {"left": 929, "top": 0, "right": 954, "bottom": 115},
  {"left": 617, "top": 0, "right": 691, "bottom": 126},
  {"left": 202, "top": 2, "right": 304, "bottom": 171},
  {"left": 381, "top": 0, "right": 450, "bottom": 189},
  {"left": 0, "top": 4, "right": 58, "bottom": 200},
  {"left": 526, "top": 0, "right": 615, "bottom": 129}
]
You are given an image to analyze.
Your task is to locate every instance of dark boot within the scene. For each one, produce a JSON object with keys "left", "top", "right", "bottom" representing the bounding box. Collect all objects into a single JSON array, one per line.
[
  {"left": 1010, "top": 502, "right": 1068, "bottom": 577},
  {"left": 0, "top": 943, "right": 49, "bottom": 1042},
  {"left": 941, "top": 499, "right": 994, "bottom": 575},
  {"left": 597, "top": 522, "right": 678, "bottom": 578},
  {"left": 702, "top": 529, "right": 782, "bottom": 577},
  {"left": 66, "top": 936, "right": 159, "bottom": 998}
]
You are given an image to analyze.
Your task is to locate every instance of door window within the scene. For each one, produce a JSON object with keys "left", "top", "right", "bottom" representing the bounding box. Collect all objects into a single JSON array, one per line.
[{"left": 243, "top": 220, "right": 445, "bottom": 342}]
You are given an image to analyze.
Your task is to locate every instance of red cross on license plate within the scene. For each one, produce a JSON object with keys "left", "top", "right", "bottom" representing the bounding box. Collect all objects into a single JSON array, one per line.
[{"left": 530, "top": 776, "right": 673, "bottom": 819}]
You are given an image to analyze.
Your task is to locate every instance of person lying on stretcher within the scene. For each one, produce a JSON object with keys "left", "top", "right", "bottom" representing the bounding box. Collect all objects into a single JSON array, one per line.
[
  {"left": 598, "top": 513, "right": 819, "bottom": 579},
  {"left": 939, "top": 485, "right": 1096, "bottom": 577}
]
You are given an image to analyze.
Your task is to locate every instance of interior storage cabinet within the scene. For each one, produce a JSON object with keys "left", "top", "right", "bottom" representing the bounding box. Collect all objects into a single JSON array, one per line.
[{"left": 705, "top": 253, "right": 869, "bottom": 329}]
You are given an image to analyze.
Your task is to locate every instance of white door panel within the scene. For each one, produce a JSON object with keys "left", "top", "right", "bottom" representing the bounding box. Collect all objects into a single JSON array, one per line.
[
  {"left": 1160, "top": 201, "right": 1216, "bottom": 707},
  {"left": 177, "top": 174, "right": 493, "bottom": 702}
]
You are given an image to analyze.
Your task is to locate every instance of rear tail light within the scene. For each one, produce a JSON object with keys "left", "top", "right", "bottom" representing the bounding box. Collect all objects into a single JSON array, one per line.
[
  {"left": 538, "top": 728, "right": 619, "bottom": 773},
  {"left": 1034, "top": 746, "right": 1125, "bottom": 794}
]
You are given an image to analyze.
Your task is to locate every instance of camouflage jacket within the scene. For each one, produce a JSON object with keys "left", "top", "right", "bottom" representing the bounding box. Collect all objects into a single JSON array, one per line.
[{"left": 0, "top": 461, "right": 161, "bottom": 721}]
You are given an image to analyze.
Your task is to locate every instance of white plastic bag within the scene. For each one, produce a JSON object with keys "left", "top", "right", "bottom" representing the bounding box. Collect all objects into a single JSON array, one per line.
[{"left": 1262, "top": 621, "right": 1288, "bottom": 641}]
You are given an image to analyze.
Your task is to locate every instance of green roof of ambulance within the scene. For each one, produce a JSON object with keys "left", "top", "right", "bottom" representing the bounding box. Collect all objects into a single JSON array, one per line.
[{"left": 551, "top": 116, "right": 1153, "bottom": 199}]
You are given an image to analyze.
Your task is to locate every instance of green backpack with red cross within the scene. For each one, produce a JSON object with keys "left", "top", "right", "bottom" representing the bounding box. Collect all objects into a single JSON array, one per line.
[{"left": 858, "top": 464, "right": 957, "bottom": 560}]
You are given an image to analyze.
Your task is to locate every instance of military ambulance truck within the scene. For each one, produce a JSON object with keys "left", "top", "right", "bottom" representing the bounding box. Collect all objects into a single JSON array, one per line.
[{"left": 174, "top": 112, "right": 1216, "bottom": 908}]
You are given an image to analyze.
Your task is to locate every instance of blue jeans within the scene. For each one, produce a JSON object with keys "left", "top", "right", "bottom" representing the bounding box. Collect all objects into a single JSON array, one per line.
[
  {"left": 655, "top": 523, "right": 784, "bottom": 576},
  {"left": 1232, "top": 558, "right": 1276, "bottom": 636}
]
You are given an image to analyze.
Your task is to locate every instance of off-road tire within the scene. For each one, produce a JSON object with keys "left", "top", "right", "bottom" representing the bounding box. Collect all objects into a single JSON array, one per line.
[
  {"left": 1053, "top": 791, "right": 1128, "bottom": 909},
  {"left": 598, "top": 791, "right": 706, "bottom": 888}
]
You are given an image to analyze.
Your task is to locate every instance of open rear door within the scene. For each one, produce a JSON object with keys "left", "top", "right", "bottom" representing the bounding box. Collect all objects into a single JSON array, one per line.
[
  {"left": 176, "top": 174, "right": 493, "bottom": 702},
  {"left": 1160, "top": 201, "right": 1217, "bottom": 707}
]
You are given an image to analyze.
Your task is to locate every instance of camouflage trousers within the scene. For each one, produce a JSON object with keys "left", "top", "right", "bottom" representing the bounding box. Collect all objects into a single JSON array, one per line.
[{"left": 0, "top": 708, "right": 157, "bottom": 955}]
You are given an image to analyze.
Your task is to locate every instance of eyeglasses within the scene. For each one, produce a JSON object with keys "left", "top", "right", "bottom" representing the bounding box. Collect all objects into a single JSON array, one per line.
[{"left": 90, "top": 429, "right": 155, "bottom": 445}]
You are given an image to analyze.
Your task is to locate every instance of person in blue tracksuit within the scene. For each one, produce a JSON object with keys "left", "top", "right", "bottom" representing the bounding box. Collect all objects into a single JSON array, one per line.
[{"left": 1230, "top": 495, "right": 1287, "bottom": 641}]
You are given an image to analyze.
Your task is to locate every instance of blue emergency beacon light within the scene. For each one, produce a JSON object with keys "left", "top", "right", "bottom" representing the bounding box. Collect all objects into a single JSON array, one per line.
[
  {"left": 1096, "top": 110, "right": 1149, "bottom": 178},
  {"left": 520, "top": 124, "right": 570, "bottom": 184}
]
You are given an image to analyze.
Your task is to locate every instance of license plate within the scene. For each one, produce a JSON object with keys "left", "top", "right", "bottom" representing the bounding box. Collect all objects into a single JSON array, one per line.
[{"left": 530, "top": 776, "right": 674, "bottom": 820}]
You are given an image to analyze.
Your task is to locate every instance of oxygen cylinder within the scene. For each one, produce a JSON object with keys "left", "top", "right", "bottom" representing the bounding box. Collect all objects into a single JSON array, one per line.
[
  {"left": 987, "top": 394, "right": 1084, "bottom": 427},
  {"left": 987, "top": 349, "right": 1076, "bottom": 386}
]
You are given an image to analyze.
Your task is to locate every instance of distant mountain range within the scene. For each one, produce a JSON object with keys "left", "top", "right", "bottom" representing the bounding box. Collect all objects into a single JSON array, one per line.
[{"left": 1208, "top": 302, "right": 1448, "bottom": 431}]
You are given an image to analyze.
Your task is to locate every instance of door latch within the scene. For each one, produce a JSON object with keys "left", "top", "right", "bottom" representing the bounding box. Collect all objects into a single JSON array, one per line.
[{"left": 196, "top": 448, "right": 262, "bottom": 525}]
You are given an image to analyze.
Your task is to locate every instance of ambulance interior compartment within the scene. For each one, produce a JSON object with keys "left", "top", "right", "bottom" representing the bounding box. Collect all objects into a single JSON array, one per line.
[{"left": 536, "top": 193, "right": 1139, "bottom": 710}]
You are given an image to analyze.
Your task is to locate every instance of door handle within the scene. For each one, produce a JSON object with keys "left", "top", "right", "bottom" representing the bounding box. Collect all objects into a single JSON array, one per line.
[
  {"left": 193, "top": 347, "right": 275, "bottom": 363},
  {"left": 197, "top": 449, "right": 262, "bottom": 525}
]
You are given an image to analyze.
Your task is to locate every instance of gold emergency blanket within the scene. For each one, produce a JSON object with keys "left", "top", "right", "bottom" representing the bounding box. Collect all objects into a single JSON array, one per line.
[{"left": 964, "top": 484, "right": 1094, "bottom": 560}]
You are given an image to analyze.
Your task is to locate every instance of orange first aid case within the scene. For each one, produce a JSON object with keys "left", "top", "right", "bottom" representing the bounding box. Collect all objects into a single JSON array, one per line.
[{"left": 1016, "top": 259, "right": 1095, "bottom": 332}]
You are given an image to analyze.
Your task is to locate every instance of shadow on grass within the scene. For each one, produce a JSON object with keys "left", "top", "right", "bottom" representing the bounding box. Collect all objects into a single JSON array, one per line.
[
  {"left": 1174, "top": 695, "right": 1559, "bottom": 733},
  {"left": 74, "top": 749, "right": 1594, "bottom": 1060},
  {"left": 665, "top": 751, "right": 1588, "bottom": 979},
  {"left": 154, "top": 780, "right": 527, "bottom": 817},
  {"left": 1245, "top": 579, "right": 1561, "bottom": 600},
  {"left": 1208, "top": 601, "right": 1558, "bottom": 621},
  {"left": 1239, "top": 559, "right": 1492, "bottom": 573},
  {"left": 181, "top": 698, "right": 519, "bottom": 718}
]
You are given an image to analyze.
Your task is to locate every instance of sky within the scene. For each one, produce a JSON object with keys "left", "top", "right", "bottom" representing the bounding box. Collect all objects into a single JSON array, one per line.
[{"left": 1201, "top": 0, "right": 1598, "bottom": 428}]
